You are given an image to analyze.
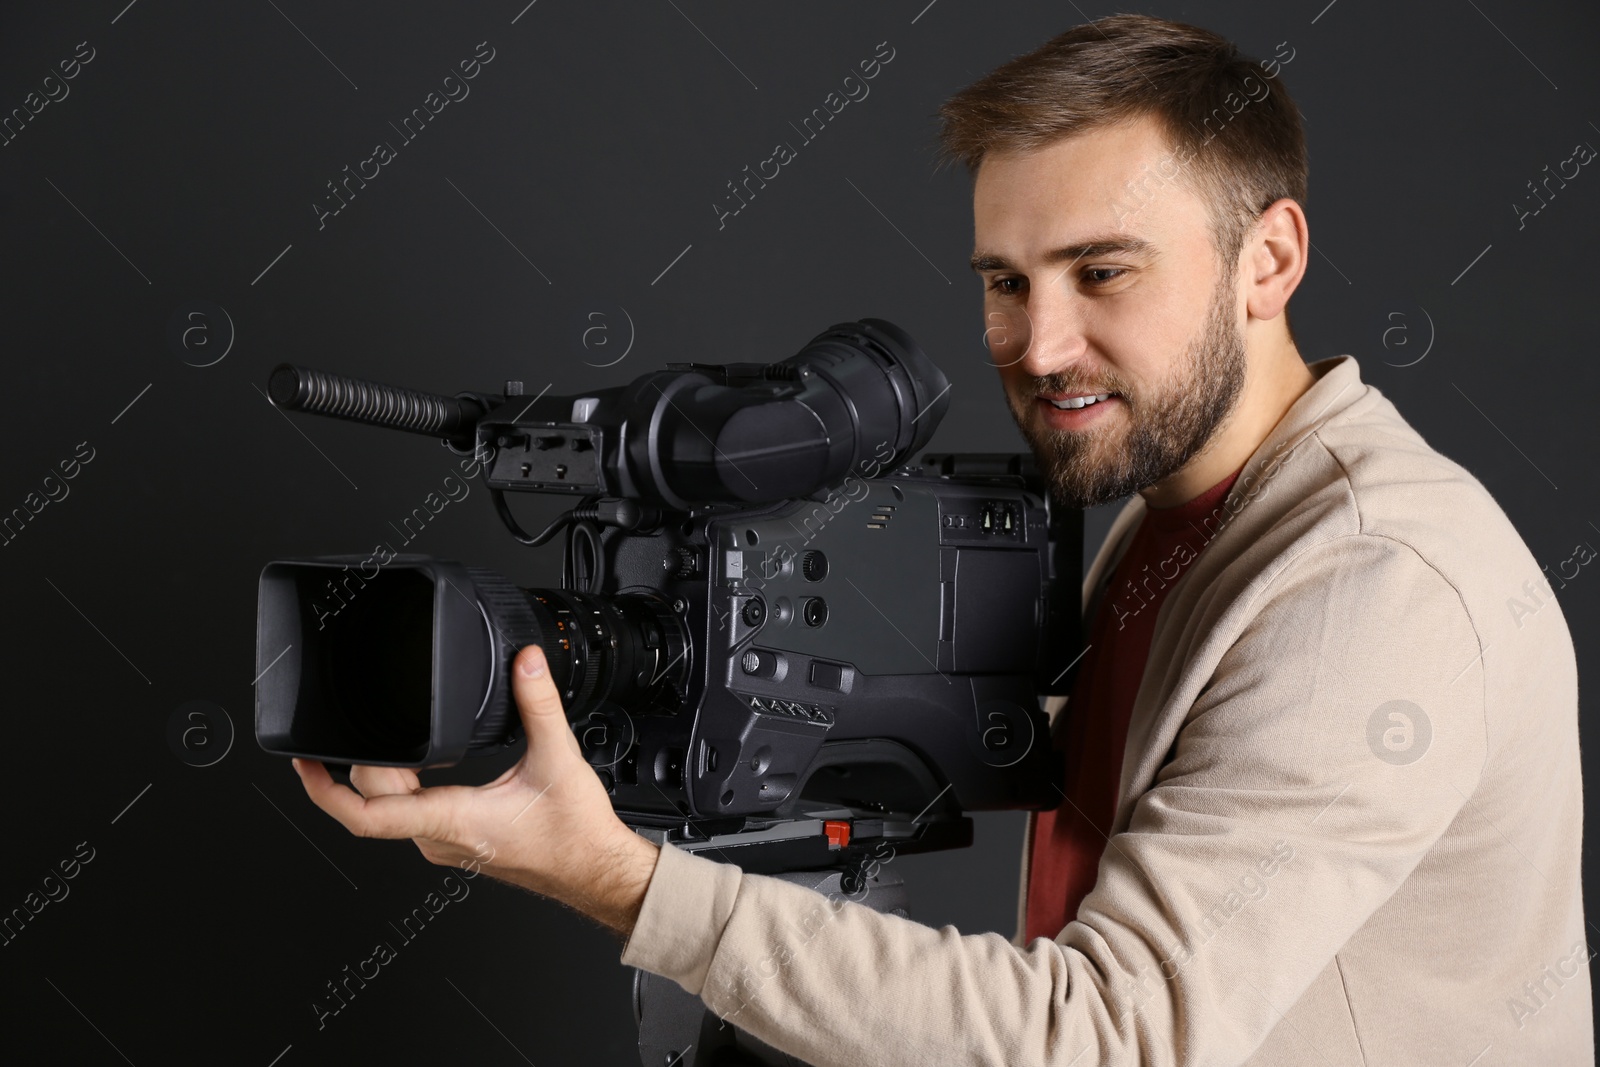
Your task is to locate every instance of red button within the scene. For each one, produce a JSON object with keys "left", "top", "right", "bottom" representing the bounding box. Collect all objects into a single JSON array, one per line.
[{"left": 824, "top": 820, "right": 851, "bottom": 849}]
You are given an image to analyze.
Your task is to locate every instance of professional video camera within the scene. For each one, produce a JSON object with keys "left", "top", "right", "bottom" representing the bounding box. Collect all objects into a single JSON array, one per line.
[{"left": 254, "top": 318, "right": 1084, "bottom": 1065}]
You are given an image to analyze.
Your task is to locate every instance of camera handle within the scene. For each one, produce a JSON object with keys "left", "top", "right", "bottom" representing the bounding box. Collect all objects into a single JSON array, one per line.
[{"left": 632, "top": 862, "right": 911, "bottom": 1067}]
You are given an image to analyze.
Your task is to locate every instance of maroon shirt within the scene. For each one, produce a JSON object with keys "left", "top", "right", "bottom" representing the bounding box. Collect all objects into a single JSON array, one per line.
[{"left": 1024, "top": 461, "right": 1245, "bottom": 943}]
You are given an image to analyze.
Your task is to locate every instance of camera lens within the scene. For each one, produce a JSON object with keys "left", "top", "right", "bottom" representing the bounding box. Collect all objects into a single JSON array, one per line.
[
  {"left": 257, "top": 560, "right": 691, "bottom": 766},
  {"left": 802, "top": 597, "right": 828, "bottom": 627},
  {"left": 477, "top": 580, "right": 692, "bottom": 755}
]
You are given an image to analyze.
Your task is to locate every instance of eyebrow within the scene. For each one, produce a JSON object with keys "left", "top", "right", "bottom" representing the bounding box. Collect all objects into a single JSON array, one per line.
[{"left": 969, "top": 235, "right": 1158, "bottom": 273}]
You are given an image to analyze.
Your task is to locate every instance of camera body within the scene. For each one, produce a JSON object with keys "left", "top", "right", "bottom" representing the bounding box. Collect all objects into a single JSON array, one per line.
[{"left": 581, "top": 457, "right": 1073, "bottom": 824}]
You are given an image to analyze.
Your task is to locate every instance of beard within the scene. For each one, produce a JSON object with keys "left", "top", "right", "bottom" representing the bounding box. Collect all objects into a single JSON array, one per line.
[{"left": 1005, "top": 274, "right": 1248, "bottom": 510}]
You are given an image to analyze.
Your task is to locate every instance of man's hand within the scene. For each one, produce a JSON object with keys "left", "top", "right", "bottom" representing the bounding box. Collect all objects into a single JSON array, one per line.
[{"left": 291, "top": 645, "right": 661, "bottom": 938}]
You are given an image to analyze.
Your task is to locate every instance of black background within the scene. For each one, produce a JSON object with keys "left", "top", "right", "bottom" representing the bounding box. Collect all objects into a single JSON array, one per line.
[{"left": 1, "top": 2, "right": 1596, "bottom": 1064}]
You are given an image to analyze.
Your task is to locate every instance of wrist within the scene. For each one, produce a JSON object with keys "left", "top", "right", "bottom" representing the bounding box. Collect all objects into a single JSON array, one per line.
[{"left": 577, "top": 824, "right": 662, "bottom": 937}]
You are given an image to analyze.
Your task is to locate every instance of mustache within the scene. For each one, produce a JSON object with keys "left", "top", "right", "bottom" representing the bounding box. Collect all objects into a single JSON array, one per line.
[{"left": 1021, "top": 374, "right": 1128, "bottom": 399}]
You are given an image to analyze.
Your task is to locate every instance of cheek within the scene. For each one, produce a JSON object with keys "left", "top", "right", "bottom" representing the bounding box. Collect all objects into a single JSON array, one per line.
[{"left": 1097, "top": 290, "right": 1200, "bottom": 378}]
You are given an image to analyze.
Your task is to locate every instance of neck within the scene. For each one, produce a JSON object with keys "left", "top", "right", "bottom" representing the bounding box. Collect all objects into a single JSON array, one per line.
[{"left": 1139, "top": 339, "right": 1315, "bottom": 510}]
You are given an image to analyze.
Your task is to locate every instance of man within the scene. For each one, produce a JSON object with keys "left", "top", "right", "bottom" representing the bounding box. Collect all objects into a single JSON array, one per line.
[{"left": 292, "top": 14, "right": 1591, "bottom": 1065}]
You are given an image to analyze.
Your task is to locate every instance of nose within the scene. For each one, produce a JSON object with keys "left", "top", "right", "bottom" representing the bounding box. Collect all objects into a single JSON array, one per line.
[{"left": 1009, "top": 282, "right": 1090, "bottom": 380}]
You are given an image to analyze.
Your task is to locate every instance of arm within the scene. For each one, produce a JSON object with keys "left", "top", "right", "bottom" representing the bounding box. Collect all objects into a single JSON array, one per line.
[{"left": 620, "top": 534, "right": 1488, "bottom": 1066}]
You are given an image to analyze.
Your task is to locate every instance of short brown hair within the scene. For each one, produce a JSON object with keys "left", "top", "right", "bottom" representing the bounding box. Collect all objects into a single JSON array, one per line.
[{"left": 937, "top": 14, "right": 1308, "bottom": 276}]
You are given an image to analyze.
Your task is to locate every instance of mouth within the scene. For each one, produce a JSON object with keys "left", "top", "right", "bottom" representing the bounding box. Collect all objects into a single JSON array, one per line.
[
  {"left": 1039, "top": 391, "right": 1119, "bottom": 410},
  {"left": 1032, "top": 390, "right": 1123, "bottom": 429}
]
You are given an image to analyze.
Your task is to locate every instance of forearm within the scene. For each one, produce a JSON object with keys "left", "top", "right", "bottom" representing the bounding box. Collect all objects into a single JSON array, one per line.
[{"left": 487, "top": 824, "right": 662, "bottom": 940}]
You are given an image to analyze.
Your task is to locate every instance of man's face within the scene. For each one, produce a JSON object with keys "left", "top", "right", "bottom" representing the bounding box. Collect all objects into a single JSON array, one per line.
[{"left": 972, "top": 116, "right": 1249, "bottom": 510}]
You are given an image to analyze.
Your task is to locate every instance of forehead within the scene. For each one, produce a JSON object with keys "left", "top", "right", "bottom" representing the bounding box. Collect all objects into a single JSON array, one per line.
[{"left": 972, "top": 116, "right": 1211, "bottom": 260}]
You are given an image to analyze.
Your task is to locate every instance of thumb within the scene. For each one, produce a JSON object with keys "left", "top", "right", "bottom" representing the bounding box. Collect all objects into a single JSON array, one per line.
[{"left": 511, "top": 645, "right": 581, "bottom": 764}]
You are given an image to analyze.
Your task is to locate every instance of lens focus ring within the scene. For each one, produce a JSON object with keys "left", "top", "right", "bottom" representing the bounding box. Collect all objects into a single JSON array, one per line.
[{"left": 464, "top": 568, "right": 555, "bottom": 752}]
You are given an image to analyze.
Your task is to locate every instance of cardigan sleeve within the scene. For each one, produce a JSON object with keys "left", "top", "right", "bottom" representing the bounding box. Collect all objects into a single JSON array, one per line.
[{"left": 620, "top": 533, "right": 1488, "bottom": 1066}]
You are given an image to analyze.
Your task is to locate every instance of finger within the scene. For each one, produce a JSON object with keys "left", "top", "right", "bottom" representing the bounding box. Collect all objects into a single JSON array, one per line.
[
  {"left": 512, "top": 646, "right": 581, "bottom": 762},
  {"left": 292, "top": 757, "right": 456, "bottom": 842},
  {"left": 350, "top": 764, "right": 422, "bottom": 799}
]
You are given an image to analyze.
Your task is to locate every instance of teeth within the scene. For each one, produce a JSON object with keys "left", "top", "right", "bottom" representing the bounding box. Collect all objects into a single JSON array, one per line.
[{"left": 1049, "top": 393, "right": 1113, "bottom": 410}]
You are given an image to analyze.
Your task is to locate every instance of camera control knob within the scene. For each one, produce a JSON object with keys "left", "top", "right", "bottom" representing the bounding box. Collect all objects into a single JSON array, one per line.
[
  {"left": 801, "top": 550, "right": 829, "bottom": 581},
  {"left": 740, "top": 649, "right": 779, "bottom": 678},
  {"left": 664, "top": 546, "right": 701, "bottom": 579}
]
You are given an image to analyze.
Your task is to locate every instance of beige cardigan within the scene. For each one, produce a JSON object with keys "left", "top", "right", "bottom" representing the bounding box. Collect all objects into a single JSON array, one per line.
[{"left": 620, "top": 354, "right": 1592, "bottom": 1065}]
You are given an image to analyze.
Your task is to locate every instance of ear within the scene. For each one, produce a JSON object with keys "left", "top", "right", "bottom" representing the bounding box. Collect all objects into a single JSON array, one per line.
[{"left": 1242, "top": 197, "right": 1308, "bottom": 323}]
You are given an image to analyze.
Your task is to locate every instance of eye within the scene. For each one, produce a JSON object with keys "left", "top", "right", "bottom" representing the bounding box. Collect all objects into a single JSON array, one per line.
[
  {"left": 1083, "top": 267, "right": 1127, "bottom": 286},
  {"left": 985, "top": 276, "right": 1024, "bottom": 296}
]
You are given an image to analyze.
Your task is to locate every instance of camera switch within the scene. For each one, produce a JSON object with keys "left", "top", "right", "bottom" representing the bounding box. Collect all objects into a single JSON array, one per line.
[{"left": 808, "top": 661, "right": 844, "bottom": 690}]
